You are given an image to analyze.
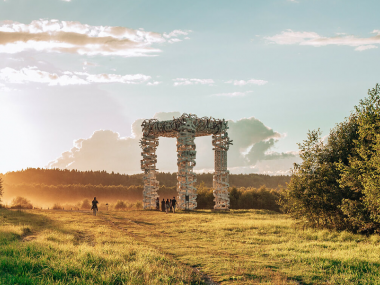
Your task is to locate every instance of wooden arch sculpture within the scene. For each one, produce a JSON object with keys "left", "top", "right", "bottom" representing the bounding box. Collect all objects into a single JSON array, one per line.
[{"left": 140, "top": 113, "right": 233, "bottom": 210}]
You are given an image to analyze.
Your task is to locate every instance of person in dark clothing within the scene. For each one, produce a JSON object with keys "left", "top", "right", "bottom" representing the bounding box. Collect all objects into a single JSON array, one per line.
[
  {"left": 169, "top": 199, "right": 173, "bottom": 212},
  {"left": 165, "top": 199, "right": 170, "bottom": 214},
  {"left": 156, "top": 197, "right": 160, "bottom": 210},
  {"left": 91, "top": 197, "right": 99, "bottom": 216},
  {"left": 172, "top": 196, "right": 177, "bottom": 213},
  {"left": 161, "top": 199, "right": 165, "bottom": 212}
]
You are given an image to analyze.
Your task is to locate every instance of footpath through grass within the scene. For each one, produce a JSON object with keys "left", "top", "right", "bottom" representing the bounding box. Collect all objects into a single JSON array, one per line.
[
  {"left": 1, "top": 208, "right": 380, "bottom": 284},
  {"left": 101, "top": 209, "right": 380, "bottom": 284}
]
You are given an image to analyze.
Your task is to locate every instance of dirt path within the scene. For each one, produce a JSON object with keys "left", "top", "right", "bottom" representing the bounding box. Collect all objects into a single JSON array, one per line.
[{"left": 98, "top": 213, "right": 220, "bottom": 285}]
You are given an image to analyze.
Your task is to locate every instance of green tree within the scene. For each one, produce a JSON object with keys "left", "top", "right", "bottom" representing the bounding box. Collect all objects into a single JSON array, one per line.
[
  {"left": 338, "top": 84, "right": 380, "bottom": 232},
  {"left": 281, "top": 129, "right": 348, "bottom": 229},
  {"left": 283, "top": 84, "right": 380, "bottom": 233},
  {"left": 0, "top": 177, "right": 3, "bottom": 203}
]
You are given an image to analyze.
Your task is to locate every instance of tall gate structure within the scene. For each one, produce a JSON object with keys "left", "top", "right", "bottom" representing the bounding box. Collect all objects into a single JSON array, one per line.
[{"left": 140, "top": 113, "right": 233, "bottom": 210}]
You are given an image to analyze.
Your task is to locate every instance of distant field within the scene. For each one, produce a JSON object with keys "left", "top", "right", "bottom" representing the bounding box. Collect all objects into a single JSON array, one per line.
[{"left": 1, "top": 209, "right": 380, "bottom": 284}]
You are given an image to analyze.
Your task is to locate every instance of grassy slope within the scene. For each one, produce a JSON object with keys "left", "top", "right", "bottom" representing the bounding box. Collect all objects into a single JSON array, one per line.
[
  {"left": 0, "top": 209, "right": 202, "bottom": 285},
  {"left": 1, "top": 209, "right": 380, "bottom": 284}
]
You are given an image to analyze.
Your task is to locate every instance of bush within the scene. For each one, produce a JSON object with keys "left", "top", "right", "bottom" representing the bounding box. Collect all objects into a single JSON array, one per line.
[
  {"left": 80, "top": 199, "right": 91, "bottom": 210},
  {"left": 114, "top": 200, "right": 127, "bottom": 210},
  {"left": 196, "top": 184, "right": 282, "bottom": 212},
  {"left": 0, "top": 177, "right": 3, "bottom": 203},
  {"left": 135, "top": 201, "right": 143, "bottom": 209},
  {"left": 52, "top": 203, "right": 63, "bottom": 210},
  {"left": 10, "top": 196, "right": 33, "bottom": 209}
]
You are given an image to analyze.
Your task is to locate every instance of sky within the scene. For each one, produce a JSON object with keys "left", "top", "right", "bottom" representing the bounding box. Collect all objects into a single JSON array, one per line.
[{"left": 0, "top": 0, "right": 379, "bottom": 175}]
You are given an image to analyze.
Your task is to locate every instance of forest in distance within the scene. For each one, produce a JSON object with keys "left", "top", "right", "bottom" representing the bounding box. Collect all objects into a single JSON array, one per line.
[
  {"left": 0, "top": 168, "right": 290, "bottom": 188},
  {"left": 0, "top": 168, "right": 288, "bottom": 211}
]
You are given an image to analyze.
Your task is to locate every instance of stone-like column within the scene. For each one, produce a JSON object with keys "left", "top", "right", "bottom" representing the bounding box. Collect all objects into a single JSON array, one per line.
[
  {"left": 176, "top": 118, "right": 197, "bottom": 210},
  {"left": 140, "top": 135, "right": 159, "bottom": 209},
  {"left": 212, "top": 132, "right": 232, "bottom": 210}
]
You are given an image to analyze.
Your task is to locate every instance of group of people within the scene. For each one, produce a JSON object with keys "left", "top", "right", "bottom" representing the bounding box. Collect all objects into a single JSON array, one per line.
[
  {"left": 91, "top": 196, "right": 178, "bottom": 215},
  {"left": 156, "top": 197, "right": 177, "bottom": 213}
]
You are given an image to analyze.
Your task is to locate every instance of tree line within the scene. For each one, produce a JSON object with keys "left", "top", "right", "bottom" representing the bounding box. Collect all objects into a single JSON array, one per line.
[
  {"left": 1, "top": 168, "right": 289, "bottom": 188},
  {"left": 2, "top": 182, "right": 282, "bottom": 212},
  {"left": 282, "top": 84, "right": 380, "bottom": 234}
]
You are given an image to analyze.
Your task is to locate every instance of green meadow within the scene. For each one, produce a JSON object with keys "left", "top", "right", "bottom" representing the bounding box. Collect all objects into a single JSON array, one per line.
[{"left": 1, "top": 208, "right": 380, "bottom": 284}]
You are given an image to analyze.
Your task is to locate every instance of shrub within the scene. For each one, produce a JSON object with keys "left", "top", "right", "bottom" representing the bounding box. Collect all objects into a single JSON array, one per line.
[
  {"left": 0, "top": 177, "right": 3, "bottom": 203},
  {"left": 52, "top": 203, "right": 63, "bottom": 210},
  {"left": 80, "top": 199, "right": 91, "bottom": 210},
  {"left": 135, "top": 201, "right": 143, "bottom": 209},
  {"left": 114, "top": 200, "right": 127, "bottom": 210},
  {"left": 10, "top": 196, "right": 33, "bottom": 209}
]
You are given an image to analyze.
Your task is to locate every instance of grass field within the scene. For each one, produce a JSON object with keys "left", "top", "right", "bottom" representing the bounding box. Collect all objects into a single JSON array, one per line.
[{"left": 1, "top": 208, "right": 380, "bottom": 284}]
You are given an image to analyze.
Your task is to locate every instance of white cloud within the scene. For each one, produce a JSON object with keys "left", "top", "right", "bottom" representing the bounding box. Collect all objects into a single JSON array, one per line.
[
  {"left": 355, "top": 45, "right": 378, "bottom": 51},
  {"left": 0, "top": 82, "right": 12, "bottom": 91},
  {"left": 225, "top": 79, "right": 268, "bottom": 86},
  {"left": 265, "top": 30, "right": 321, "bottom": 45},
  {"left": 0, "top": 66, "right": 88, "bottom": 86},
  {"left": 147, "top": 81, "right": 162, "bottom": 86},
  {"left": 85, "top": 73, "right": 150, "bottom": 84},
  {"left": 173, "top": 78, "right": 214, "bottom": 86},
  {"left": 48, "top": 113, "right": 297, "bottom": 175},
  {"left": 0, "top": 19, "right": 191, "bottom": 57},
  {"left": 211, "top": 91, "right": 253, "bottom": 97},
  {"left": 265, "top": 29, "right": 380, "bottom": 51},
  {"left": 168, "top": 38, "right": 182, "bottom": 43},
  {"left": 0, "top": 66, "right": 152, "bottom": 86},
  {"left": 163, "top": 29, "right": 191, "bottom": 38}
]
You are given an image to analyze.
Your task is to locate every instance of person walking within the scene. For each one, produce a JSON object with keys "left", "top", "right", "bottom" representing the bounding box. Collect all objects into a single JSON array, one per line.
[
  {"left": 172, "top": 196, "right": 177, "bottom": 213},
  {"left": 165, "top": 199, "right": 170, "bottom": 214},
  {"left": 161, "top": 198, "right": 165, "bottom": 212},
  {"left": 156, "top": 197, "right": 160, "bottom": 211},
  {"left": 91, "top": 197, "right": 99, "bottom": 216}
]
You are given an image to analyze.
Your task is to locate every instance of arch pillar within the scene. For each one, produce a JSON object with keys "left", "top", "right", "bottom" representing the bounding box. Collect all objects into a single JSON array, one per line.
[
  {"left": 140, "top": 135, "right": 159, "bottom": 209},
  {"left": 176, "top": 118, "right": 197, "bottom": 210},
  {"left": 212, "top": 132, "right": 232, "bottom": 210}
]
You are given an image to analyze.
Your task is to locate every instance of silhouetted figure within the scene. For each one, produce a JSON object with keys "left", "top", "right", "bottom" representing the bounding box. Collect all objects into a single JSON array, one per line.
[
  {"left": 156, "top": 197, "right": 160, "bottom": 210},
  {"left": 172, "top": 197, "right": 177, "bottom": 213},
  {"left": 165, "top": 199, "right": 170, "bottom": 214},
  {"left": 169, "top": 199, "right": 173, "bottom": 212},
  {"left": 91, "top": 197, "right": 98, "bottom": 216},
  {"left": 161, "top": 199, "right": 165, "bottom": 212}
]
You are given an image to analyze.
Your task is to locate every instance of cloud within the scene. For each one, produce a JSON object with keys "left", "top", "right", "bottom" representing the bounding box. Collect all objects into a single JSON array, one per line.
[
  {"left": 48, "top": 113, "right": 297, "bottom": 175},
  {"left": 0, "top": 66, "right": 88, "bottom": 86},
  {"left": 163, "top": 30, "right": 191, "bottom": 38},
  {"left": 147, "top": 81, "right": 162, "bottom": 86},
  {"left": 173, "top": 78, "right": 214, "bottom": 86},
  {"left": 211, "top": 91, "right": 252, "bottom": 97},
  {"left": 0, "top": 82, "right": 12, "bottom": 91},
  {"left": 0, "top": 19, "right": 191, "bottom": 57},
  {"left": 265, "top": 29, "right": 380, "bottom": 51},
  {"left": 245, "top": 138, "right": 297, "bottom": 164},
  {"left": 0, "top": 66, "right": 152, "bottom": 85},
  {"left": 265, "top": 30, "right": 321, "bottom": 45},
  {"left": 84, "top": 73, "right": 150, "bottom": 84},
  {"left": 355, "top": 45, "right": 378, "bottom": 51},
  {"left": 225, "top": 79, "right": 268, "bottom": 86}
]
